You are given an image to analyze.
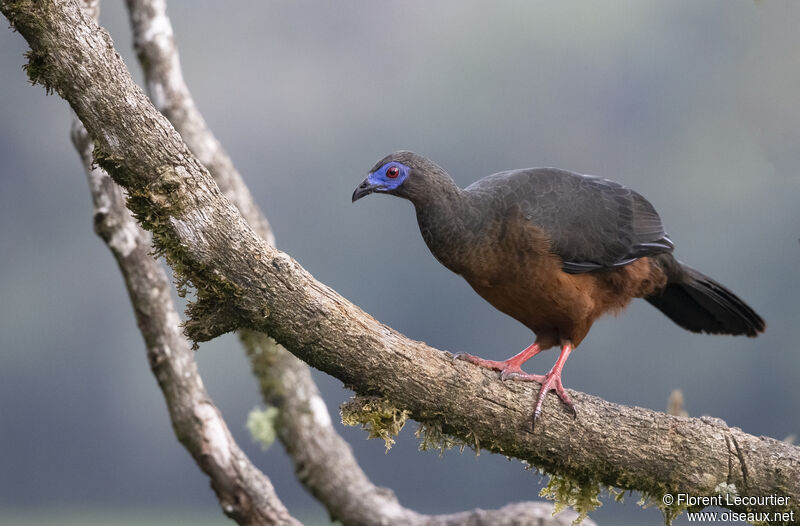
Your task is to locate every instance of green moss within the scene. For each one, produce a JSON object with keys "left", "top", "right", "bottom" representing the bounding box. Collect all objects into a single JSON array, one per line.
[
  {"left": 338, "top": 395, "right": 702, "bottom": 526},
  {"left": 415, "top": 421, "right": 476, "bottom": 456},
  {"left": 5, "top": 1, "right": 58, "bottom": 95},
  {"left": 610, "top": 488, "right": 626, "bottom": 503},
  {"left": 118, "top": 166, "right": 191, "bottom": 229},
  {"left": 246, "top": 406, "right": 279, "bottom": 450},
  {"left": 22, "top": 49, "right": 55, "bottom": 94},
  {"left": 340, "top": 396, "right": 409, "bottom": 452},
  {"left": 101, "top": 160, "right": 247, "bottom": 344},
  {"left": 540, "top": 474, "right": 603, "bottom": 525}
]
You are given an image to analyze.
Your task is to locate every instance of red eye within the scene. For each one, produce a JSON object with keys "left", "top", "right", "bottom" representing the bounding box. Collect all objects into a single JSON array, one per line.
[{"left": 386, "top": 166, "right": 400, "bottom": 178}]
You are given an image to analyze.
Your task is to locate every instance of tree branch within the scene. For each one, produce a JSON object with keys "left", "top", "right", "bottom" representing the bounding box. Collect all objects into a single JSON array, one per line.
[
  {"left": 120, "top": 1, "right": 583, "bottom": 523},
  {"left": 123, "top": 0, "right": 274, "bottom": 247},
  {"left": 64, "top": 3, "right": 300, "bottom": 525},
  {"left": 3, "top": 0, "right": 797, "bottom": 522},
  {"left": 70, "top": 100, "right": 300, "bottom": 526}
]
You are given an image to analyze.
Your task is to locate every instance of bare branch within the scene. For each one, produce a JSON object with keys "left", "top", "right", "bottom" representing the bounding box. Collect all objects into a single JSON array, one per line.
[{"left": 2, "top": 0, "right": 797, "bottom": 522}]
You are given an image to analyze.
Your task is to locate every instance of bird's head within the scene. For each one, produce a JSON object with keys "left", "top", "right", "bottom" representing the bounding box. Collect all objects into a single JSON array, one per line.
[
  {"left": 352, "top": 151, "right": 449, "bottom": 203},
  {"left": 353, "top": 152, "right": 413, "bottom": 203}
]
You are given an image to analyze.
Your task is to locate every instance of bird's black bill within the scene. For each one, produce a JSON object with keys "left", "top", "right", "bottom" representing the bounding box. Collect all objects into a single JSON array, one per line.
[{"left": 352, "top": 178, "right": 382, "bottom": 202}]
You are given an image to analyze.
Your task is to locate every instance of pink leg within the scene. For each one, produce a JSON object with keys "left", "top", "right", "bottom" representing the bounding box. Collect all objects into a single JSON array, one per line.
[
  {"left": 454, "top": 342, "right": 543, "bottom": 381},
  {"left": 505, "top": 341, "right": 576, "bottom": 428}
]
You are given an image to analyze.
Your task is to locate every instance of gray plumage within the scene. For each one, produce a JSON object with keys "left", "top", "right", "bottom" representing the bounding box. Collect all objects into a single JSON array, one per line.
[{"left": 464, "top": 167, "right": 675, "bottom": 273}]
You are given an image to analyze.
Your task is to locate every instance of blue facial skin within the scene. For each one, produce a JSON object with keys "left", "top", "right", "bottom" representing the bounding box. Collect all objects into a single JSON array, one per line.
[{"left": 367, "top": 161, "right": 410, "bottom": 192}]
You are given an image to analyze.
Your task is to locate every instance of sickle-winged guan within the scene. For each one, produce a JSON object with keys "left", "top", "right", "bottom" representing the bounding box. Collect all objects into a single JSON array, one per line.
[{"left": 352, "top": 151, "right": 764, "bottom": 426}]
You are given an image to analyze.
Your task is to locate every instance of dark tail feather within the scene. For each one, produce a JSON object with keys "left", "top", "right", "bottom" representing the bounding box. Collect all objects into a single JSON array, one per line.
[{"left": 646, "top": 263, "right": 765, "bottom": 337}]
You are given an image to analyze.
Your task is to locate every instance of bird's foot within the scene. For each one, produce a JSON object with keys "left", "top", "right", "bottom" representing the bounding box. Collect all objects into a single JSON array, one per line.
[
  {"left": 454, "top": 342, "right": 575, "bottom": 428},
  {"left": 503, "top": 341, "right": 576, "bottom": 429},
  {"left": 505, "top": 368, "right": 576, "bottom": 424},
  {"left": 453, "top": 343, "right": 542, "bottom": 381},
  {"left": 453, "top": 352, "right": 526, "bottom": 381}
]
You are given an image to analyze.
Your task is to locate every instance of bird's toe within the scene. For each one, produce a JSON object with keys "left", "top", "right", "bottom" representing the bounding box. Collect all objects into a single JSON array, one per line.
[
  {"left": 500, "top": 370, "right": 545, "bottom": 383},
  {"left": 530, "top": 369, "right": 576, "bottom": 429},
  {"left": 454, "top": 352, "right": 507, "bottom": 372}
]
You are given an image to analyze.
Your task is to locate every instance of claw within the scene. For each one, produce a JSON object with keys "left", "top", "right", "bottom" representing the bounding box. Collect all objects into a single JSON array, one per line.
[{"left": 530, "top": 368, "right": 576, "bottom": 429}]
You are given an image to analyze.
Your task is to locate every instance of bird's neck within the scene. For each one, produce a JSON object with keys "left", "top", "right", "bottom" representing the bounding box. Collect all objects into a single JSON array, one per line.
[{"left": 412, "top": 184, "right": 484, "bottom": 275}]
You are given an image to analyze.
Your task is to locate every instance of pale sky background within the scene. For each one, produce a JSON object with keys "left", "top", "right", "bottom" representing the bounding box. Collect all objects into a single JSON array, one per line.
[{"left": 1, "top": 2, "right": 798, "bottom": 525}]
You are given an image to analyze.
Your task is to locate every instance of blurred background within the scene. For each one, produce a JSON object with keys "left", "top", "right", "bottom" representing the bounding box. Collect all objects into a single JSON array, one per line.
[{"left": 1, "top": 1, "right": 798, "bottom": 525}]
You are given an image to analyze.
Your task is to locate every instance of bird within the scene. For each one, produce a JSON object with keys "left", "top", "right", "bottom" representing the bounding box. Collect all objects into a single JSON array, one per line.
[{"left": 352, "top": 151, "right": 765, "bottom": 427}]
